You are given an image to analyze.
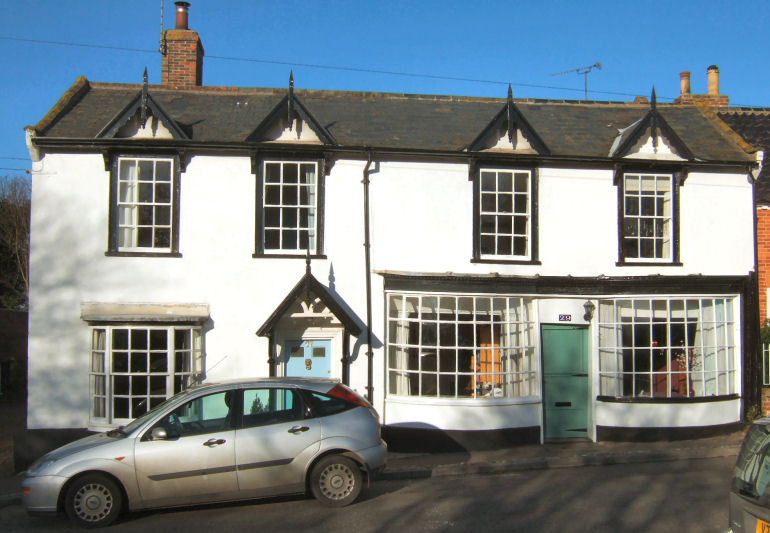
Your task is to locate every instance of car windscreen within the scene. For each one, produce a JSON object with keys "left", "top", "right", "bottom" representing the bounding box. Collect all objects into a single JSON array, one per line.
[
  {"left": 120, "top": 390, "right": 195, "bottom": 435},
  {"left": 733, "top": 423, "right": 770, "bottom": 503}
]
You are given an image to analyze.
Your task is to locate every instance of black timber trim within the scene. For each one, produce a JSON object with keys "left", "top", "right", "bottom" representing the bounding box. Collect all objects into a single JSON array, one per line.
[
  {"left": 467, "top": 99, "right": 550, "bottom": 155},
  {"left": 382, "top": 424, "right": 540, "bottom": 452},
  {"left": 96, "top": 91, "right": 190, "bottom": 140},
  {"left": 105, "top": 251, "right": 183, "bottom": 258},
  {"left": 31, "top": 138, "right": 756, "bottom": 175},
  {"left": 246, "top": 93, "right": 337, "bottom": 145},
  {"left": 612, "top": 108, "right": 694, "bottom": 160},
  {"left": 596, "top": 422, "right": 745, "bottom": 442},
  {"left": 106, "top": 152, "right": 182, "bottom": 256},
  {"left": 597, "top": 393, "right": 739, "bottom": 404},
  {"left": 256, "top": 271, "right": 362, "bottom": 337},
  {"left": 381, "top": 272, "right": 753, "bottom": 296},
  {"left": 615, "top": 165, "right": 685, "bottom": 266},
  {"left": 252, "top": 151, "right": 326, "bottom": 257},
  {"left": 744, "top": 269, "right": 761, "bottom": 418},
  {"left": 471, "top": 163, "right": 539, "bottom": 263}
]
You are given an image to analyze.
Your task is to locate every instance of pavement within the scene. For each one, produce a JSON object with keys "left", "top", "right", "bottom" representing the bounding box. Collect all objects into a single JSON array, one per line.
[{"left": 0, "top": 429, "right": 748, "bottom": 510}]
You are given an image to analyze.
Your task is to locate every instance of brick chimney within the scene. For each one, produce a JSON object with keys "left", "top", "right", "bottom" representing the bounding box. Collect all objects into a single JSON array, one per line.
[
  {"left": 674, "top": 65, "right": 728, "bottom": 107},
  {"left": 161, "top": 2, "right": 204, "bottom": 89}
]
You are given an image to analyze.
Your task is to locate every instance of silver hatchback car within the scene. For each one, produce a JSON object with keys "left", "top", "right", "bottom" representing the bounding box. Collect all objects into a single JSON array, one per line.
[{"left": 22, "top": 378, "right": 387, "bottom": 527}]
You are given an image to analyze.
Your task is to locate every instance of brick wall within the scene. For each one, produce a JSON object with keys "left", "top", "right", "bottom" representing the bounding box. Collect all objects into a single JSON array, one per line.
[
  {"left": 763, "top": 387, "right": 770, "bottom": 416},
  {"left": 161, "top": 29, "right": 204, "bottom": 89},
  {"left": 674, "top": 94, "right": 730, "bottom": 108},
  {"left": 759, "top": 209, "right": 770, "bottom": 323}
]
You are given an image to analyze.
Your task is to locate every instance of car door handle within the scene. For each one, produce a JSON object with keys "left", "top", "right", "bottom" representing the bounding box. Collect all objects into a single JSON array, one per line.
[
  {"left": 288, "top": 426, "right": 309, "bottom": 434},
  {"left": 203, "top": 438, "right": 226, "bottom": 447}
]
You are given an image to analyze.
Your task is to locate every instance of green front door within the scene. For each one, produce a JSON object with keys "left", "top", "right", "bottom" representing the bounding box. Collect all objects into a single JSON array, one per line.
[{"left": 541, "top": 325, "right": 589, "bottom": 439}]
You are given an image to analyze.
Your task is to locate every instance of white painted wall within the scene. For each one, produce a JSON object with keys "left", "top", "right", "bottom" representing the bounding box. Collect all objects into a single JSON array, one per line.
[
  {"left": 595, "top": 398, "right": 741, "bottom": 427},
  {"left": 386, "top": 397, "right": 541, "bottom": 431},
  {"left": 27, "top": 153, "right": 753, "bottom": 433}
]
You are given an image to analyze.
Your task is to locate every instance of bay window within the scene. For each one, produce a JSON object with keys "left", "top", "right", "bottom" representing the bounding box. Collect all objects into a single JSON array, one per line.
[
  {"left": 598, "top": 297, "right": 736, "bottom": 399},
  {"left": 90, "top": 325, "right": 202, "bottom": 425},
  {"left": 387, "top": 293, "right": 537, "bottom": 399}
]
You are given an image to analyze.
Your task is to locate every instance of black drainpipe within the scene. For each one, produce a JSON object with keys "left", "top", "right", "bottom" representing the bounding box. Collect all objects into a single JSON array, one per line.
[{"left": 363, "top": 152, "right": 374, "bottom": 403}]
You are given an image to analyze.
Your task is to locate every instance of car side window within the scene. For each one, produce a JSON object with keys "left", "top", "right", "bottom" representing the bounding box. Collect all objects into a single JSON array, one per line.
[
  {"left": 241, "top": 388, "right": 302, "bottom": 429},
  {"left": 153, "top": 391, "right": 234, "bottom": 438},
  {"left": 304, "top": 391, "right": 353, "bottom": 418}
]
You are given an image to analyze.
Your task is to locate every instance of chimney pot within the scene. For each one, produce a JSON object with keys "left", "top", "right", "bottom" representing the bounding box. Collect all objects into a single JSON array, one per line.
[
  {"left": 707, "top": 65, "right": 719, "bottom": 96},
  {"left": 175, "top": 1, "right": 191, "bottom": 30},
  {"left": 679, "top": 71, "right": 691, "bottom": 95}
]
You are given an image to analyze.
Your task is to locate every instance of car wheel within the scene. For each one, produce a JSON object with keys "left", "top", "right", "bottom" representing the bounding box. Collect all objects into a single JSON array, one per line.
[
  {"left": 64, "top": 474, "right": 122, "bottom": 528},
  {"left": 310, "top": 455, "right": 362, "bottom": 507}
]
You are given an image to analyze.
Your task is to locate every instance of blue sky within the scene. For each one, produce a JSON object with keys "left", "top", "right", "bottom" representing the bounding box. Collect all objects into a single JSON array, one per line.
[{"left": 2, "top": 0, "right": 769, "bottom": 175}]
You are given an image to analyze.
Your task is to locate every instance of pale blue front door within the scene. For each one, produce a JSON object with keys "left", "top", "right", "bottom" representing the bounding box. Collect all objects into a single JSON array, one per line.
[{"left": 284, "top": 339, "right": 332, "bottom": 378}]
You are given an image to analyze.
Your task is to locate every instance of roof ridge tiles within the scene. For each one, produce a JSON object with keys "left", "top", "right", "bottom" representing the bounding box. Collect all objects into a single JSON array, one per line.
[{"left": 86, "top": 80, "right": 656, "bottom": 107}]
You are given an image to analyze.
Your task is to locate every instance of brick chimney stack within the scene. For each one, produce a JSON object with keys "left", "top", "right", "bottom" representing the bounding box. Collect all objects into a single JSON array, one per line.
[
  {"left": 161, "top": 2, "right": 204, "bottom": 89},
  {"left": 673, "top": 65, "right": 728, "bottom": 108}
]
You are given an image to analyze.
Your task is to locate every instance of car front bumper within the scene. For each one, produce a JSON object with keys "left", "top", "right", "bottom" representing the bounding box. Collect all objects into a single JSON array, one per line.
[{"left": 21, "top": 474, "right": 68, "bottom": 514}]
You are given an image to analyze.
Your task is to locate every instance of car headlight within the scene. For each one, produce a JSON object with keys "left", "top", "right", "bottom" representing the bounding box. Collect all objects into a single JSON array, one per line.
[{"left": 27, "top": 457, "right": 58, "bottom": 475}]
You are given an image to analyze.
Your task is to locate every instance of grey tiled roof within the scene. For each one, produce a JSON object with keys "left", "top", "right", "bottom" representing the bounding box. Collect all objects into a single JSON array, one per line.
[
  {"left": 717, "top": 108, "right": 770, "bottom": 204},
  {"left": 33, "top": 78, "right": 754, "bottom": 164}
]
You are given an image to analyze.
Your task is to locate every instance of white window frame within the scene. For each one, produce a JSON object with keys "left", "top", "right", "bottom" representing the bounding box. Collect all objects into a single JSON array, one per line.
[
  {"left": 261, "top": 160, "right": 318, "bottom": 255},
  {"left": 90, "top": 325, "right": 203, "bottom": 426},
  {"left": 478, "top": 168, "right": 532, "bottom": 260},
  {"left": 386, "top": 292, "right": 538, "bottom": 400},
  {"left": 597, "top": 297, "right": 737, "bottom": 399},
  {"left": 116, "top": 156, "right": 175, "bottom": 253},
  {"left": 621, "top": 172, "right": 673, "bottom": 262}
]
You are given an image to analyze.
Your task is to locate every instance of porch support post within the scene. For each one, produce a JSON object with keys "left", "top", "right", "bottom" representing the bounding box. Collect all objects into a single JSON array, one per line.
[
  {"left": 268, "top": 334, "right": 276, "bottom": 377},
  {"left": 342, "top": 331, "right": 350, "bottom": 385}
]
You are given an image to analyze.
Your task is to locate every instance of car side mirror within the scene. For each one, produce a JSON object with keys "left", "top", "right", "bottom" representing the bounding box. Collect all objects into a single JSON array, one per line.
[{"left": 151, "top": 427, "right": 168, "bottom": 441}]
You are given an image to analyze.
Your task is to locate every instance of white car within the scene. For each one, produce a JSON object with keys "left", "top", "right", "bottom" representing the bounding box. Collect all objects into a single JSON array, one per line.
[{"left": 22, "top": 378, "right": 387, "bottom": 527}]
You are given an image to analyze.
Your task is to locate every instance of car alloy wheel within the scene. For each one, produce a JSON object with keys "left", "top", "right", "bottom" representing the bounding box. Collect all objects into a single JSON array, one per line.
[
  {"left": 65, "top": 474, "right": 122, "bottom": 528},
  {"left": 310, "top": 455, "right": 362, "bottom": 507}
]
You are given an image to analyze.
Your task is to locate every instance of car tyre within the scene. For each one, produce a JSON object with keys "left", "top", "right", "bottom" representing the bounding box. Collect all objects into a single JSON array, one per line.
[
  {"left": 64, "top": 473, "right": 122, "bottom": 528},
  {"left": 310, "top": 455, "right": 362, "bottom": 507}
]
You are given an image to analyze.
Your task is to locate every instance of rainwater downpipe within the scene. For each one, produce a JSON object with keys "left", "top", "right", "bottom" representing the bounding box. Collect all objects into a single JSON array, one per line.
[{"left": 363, "top": 152, "right": 374, "bottom": 403}]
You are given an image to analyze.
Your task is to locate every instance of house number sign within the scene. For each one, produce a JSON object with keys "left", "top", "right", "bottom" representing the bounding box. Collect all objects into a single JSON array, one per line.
[{"left": 558, "top": 314, "right": 572, "bottom": 322}]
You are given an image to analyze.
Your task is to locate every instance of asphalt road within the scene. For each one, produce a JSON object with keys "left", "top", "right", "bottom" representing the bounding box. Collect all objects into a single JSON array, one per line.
[{"left": 1, "top": 456, "right": 735, "bottom": 532}]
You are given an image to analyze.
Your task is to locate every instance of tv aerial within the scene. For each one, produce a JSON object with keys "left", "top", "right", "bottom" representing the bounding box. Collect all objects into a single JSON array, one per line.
[{"left": 552, "top": 62, "right": 602, "bottom": 101}]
